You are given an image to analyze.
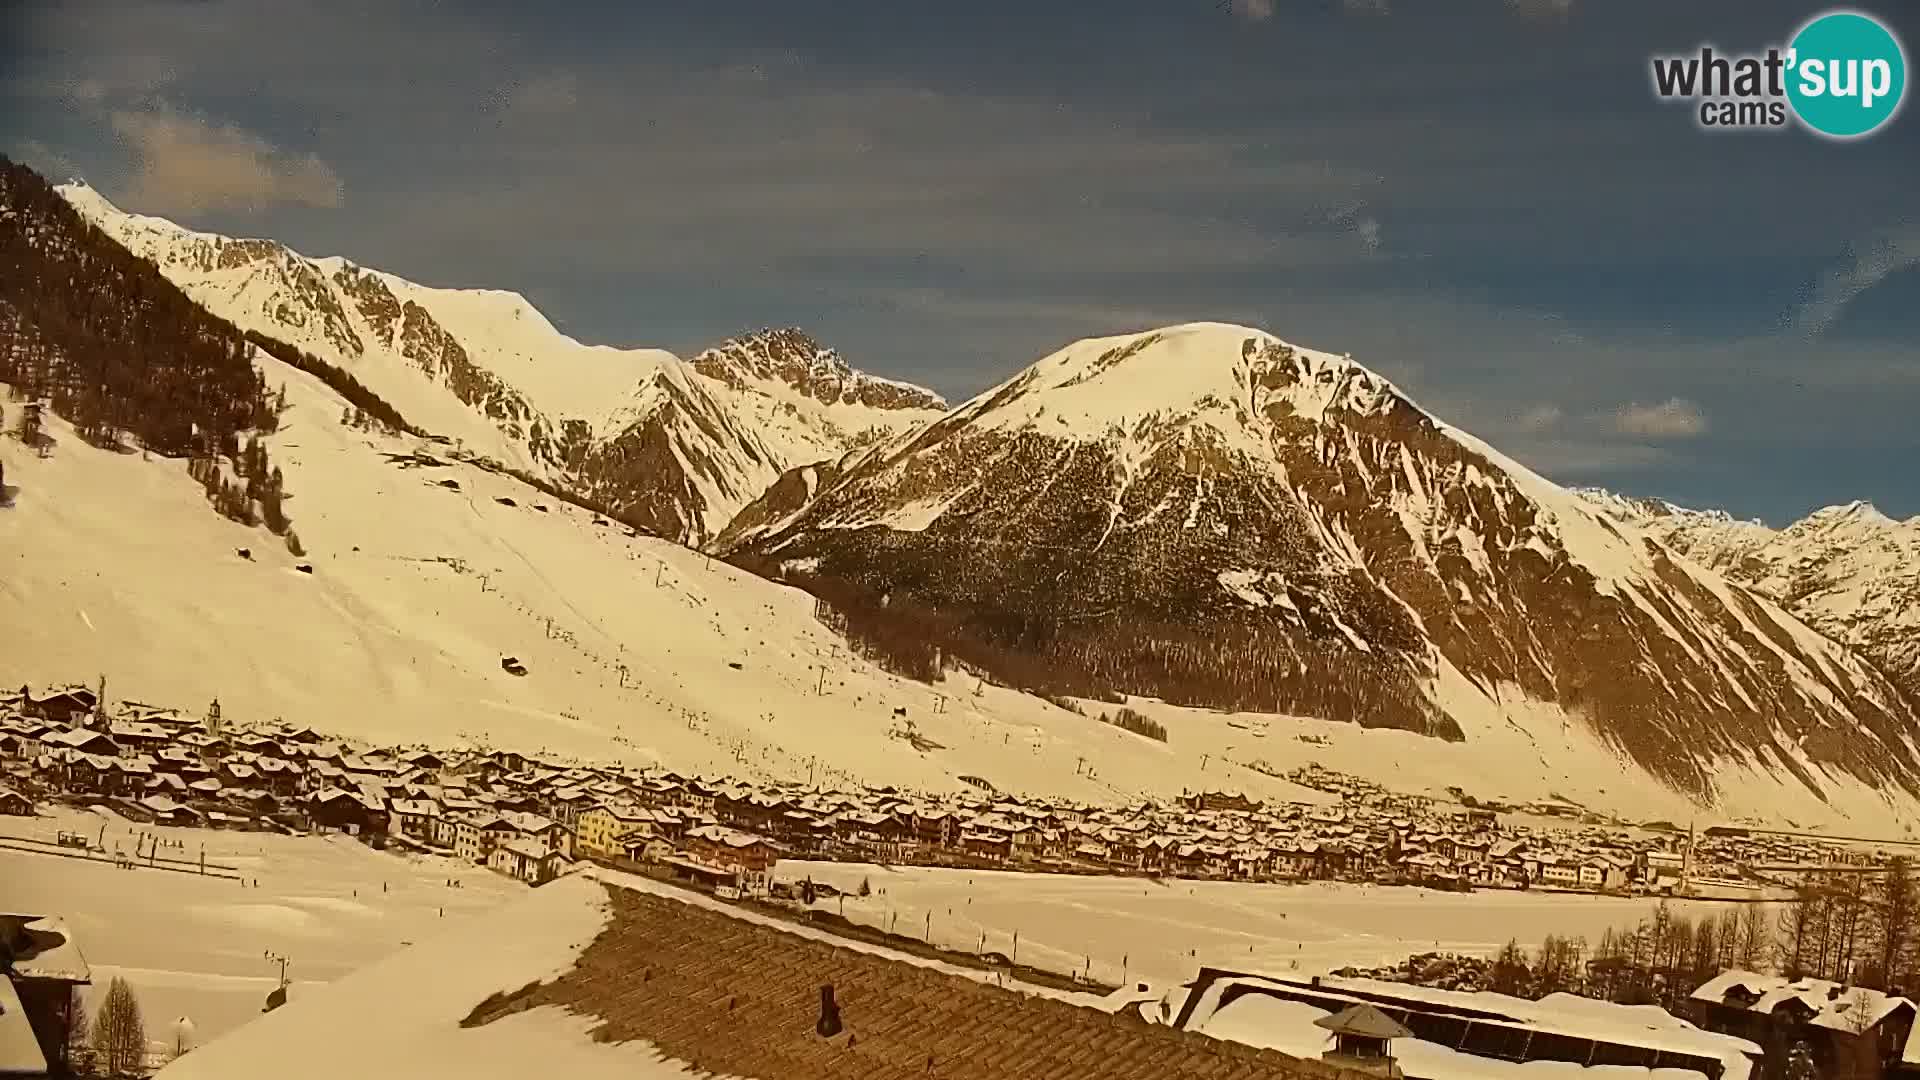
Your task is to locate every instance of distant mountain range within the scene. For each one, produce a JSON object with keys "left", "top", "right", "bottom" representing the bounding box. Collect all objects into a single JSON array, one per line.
[
  {"left": 13, "top": 171, "right": 1918, "bottom": 825},
  {"left": 1582, "top": 491, "right": 1920, "bottom": 720}
]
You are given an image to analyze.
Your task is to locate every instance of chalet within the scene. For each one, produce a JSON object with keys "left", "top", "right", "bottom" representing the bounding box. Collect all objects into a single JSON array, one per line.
[
  {"left": 388, "top": 799, "right": 441, "bottom": 843},
  {"left": 621, "top": 834, "right": 675, "bottom": 864},
  {"left": 21, "top": 687, "right": 96, "bottom": 725},
  {"left": 488, "top": 837, "right": 568, "bottom": 885},
  {"left": 912, "top": 809, "right": 957, "bottom": 848},
  {"left": 41, "top": 728, "right": 117, "bottom": 757},
  {"left": 133, "top": 794, "right": 201, "bottom": 826},
  {"left": 1690, "top": 971, "right": 1916, "bottom": 1079},
  {"left": 682, "top": 825, "right": 781, "bottom": 875},
  {"left": 107, "top": 722, "right": 169, "bottom": 756},
  {"left": 1184, "top": 791, "right": 1261, "bottom": 814},
  {"left": 400, "top": 749, "right": 445, "bottom": 772},
  {"left": 0, "top": 721, "right": 48, "bottom": 760},
  {"left": 0, "top": 786, "right": 32, "bottom": 816},
  {"left": 961, "top": 830, "right": 1011, "bottom": 862},
  {"left": 486, "top": 750, "right": 530, "bottom": 774},
  {"left": 305, "top": 788, "right": 386, "bottom": 836},
  {"left": 223, "top": 788, "right": 281, "bottom": 818},
  {"left": 146, "top": 773, "right": 188, "bottom": 796},
  {"left": 177, "top": 732, "right": 229, "bottom": 760},
  {"left": 228, "top": 732, "right": 281, "bottom": 755},
  {"left": 545, "top": 786, "right": 596, "bottom": 827}
]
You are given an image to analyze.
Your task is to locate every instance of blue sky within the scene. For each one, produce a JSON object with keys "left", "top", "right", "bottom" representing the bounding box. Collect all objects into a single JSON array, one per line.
[{"left": 4, "top": 0, "right": 1916, "bottom": 522}]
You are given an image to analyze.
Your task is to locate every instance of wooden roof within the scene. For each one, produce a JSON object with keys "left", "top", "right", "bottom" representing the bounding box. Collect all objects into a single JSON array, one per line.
[{"left": 466, "top": 882, "right": 1363, "bottom": 1080}]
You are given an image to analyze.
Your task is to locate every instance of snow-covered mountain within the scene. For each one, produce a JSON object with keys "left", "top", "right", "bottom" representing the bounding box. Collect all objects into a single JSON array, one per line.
[
  {"left": 727, "top": 323, "right": 1920, "bottom": 811},
  {"left": 1584, "top": 492, "right": 1920, "bottom": 715},
  {"left": 55, "top": 181, "right": 945, "bottom": 544},
  {"left": 14, "top": 176, "right": 1920, "bottom": 831}
]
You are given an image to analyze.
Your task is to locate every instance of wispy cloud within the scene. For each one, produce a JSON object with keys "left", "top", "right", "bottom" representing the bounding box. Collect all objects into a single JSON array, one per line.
[
  {"left": 1230, "top": 0, "right": 1276, "bottom": 23},
  {"left": 1612, "top": 398, "right": 1708, "bottom": 439},
  {"left": 1791, "top": 225, "right": 1920, "bottom": 337},
  {"left": 1356, "top": 216, "right": 1383, "bottom": 254},
  {"left": 109, "top": 102, "right": 343, "bottom": 214},
  {"left": 491, "top": 72, "right": 580, "bottom": 120},
  {"left": 1515, "top": 404, "right": 1564, "bottom": 432}
]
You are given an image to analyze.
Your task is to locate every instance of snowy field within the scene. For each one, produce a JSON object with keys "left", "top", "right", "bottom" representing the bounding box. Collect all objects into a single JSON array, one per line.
[
  {"left": 775, "top": 861, "right": 1730, "bottom": 990},
  {"left": 0, "top": 807, "right": 522, "bottom": 1045}
]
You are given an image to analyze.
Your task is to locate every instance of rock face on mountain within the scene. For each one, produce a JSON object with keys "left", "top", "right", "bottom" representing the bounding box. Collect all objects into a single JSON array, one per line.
[
  {"left": 55, "top": 182, "right": 945, "bottom": 544},
  {"left": 1587, "top": 493, "right": 1920, "bottom": 717},
  {"left": 728, "top": 323, "right": 1920, "bottom": 805}
]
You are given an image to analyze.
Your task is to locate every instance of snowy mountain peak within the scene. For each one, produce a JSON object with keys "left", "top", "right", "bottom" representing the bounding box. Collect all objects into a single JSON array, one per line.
[
  {"left": 693, "top": 327, "right": 946, "bottom": 412},
  {"left": 926, "top": 323, "right": 1411, "bottom": 456},
  {"left": 1801, "top": 499, "right": 1896, "bottom": 531}
]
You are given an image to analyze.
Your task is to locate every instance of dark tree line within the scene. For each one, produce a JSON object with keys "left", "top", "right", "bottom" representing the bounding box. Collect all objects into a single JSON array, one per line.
[
  {"left": 1775, "top": 861, "right": 1919, "bottom": 992},
  {"left": 1483, "top": 860, "right": 1920, "bottom": 1017},
  {"left": 0, "top": 156, "right": 288, "bottom": 530},
  {"left": 244, "top": 329, "right": 421, "bottom": 436},
  {"left": 1487, "top": 903, "right": 1774, "bottom": 1012}
]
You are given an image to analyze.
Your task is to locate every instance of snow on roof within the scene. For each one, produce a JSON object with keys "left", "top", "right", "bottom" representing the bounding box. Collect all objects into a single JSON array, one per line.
[
  {"left": 2, "top": 916, "right": 91, "bottom": 983},
  {"left": 1691, "top": 970, "right": 1913, "bottom": 1033},
  {"left": 0, "top": 975, "right": 49, "bottom": 1077},
  {"left": 149, "top": 877, "right": 708, "bottom": 1080},
  {"left": 497, "top": 837, "right": 554, "bottom": 861},
  {"left": 1188, "top": 972, "right": 1757, "bottom": 1076}
]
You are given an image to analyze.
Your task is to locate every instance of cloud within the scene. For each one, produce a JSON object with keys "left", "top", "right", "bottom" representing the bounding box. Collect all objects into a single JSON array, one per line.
[
  {"left": 108, "top": 103, "right": 343, "bottom": 214},
  {"left": 1506, "top": 0, "right": 1573, "bottom": 21},
  {"left": 1356, "top": 216, "right": 1382, "bottom": 254},
  {"left": 1791, "top": 225, "right": 1920, "bottom": 337},
  {"left": 1612, "top": 398, "right": 1708, "bottom": 439},
  {"left": 1515, "top": 404, "right": 1563, "bottom": 432},
  {"left": 494, "top": 72, "right": 579, "bottom": 118},
  {"left": 1230, "top": 0, "right": 1276, "bottom": 23}
]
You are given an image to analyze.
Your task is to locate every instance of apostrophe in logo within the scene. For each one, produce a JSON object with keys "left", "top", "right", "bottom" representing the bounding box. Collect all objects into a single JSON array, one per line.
[
  {"left": 1785, "top": 10, "right": 1907, "bottom": 139},
  {"left": 1649, "top": 8, "right": 1908, "bottom": 139}
]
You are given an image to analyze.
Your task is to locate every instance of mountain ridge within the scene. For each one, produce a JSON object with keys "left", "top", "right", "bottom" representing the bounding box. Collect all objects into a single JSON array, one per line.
[
  {"left": 1584, "top": 488, "right": 1920, "bottom": 721},
  {"left": 53, "top": 180, "right": 946, "bottom": 545}
]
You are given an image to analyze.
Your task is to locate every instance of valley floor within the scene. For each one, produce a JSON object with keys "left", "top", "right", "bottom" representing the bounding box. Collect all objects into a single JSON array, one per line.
[
  {"left": 770, "top": 860, "right": 1729, "bottom": 992},
  {"left": 0, "top": 805, "right": 522, "bottom": 1044}
]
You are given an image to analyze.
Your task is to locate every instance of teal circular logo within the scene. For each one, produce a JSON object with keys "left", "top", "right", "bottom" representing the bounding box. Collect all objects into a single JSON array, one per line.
[{"left": 1786, "top": 10, "right": 1907, "bottom": 138}]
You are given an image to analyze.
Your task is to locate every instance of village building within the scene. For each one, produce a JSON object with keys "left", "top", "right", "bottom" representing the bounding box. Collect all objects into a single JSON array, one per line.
[
  {"left": 488, "top": 837, "right": 569, "bottom": 885},
  {"left": 1688, "top": 970, "right": 1918, "bottom": 1078},
  {"left": 451, "top": 812, "right": 520, "bottom": 864},
  {"left": 0, "top": 787, "right": 31, "bottom": 817}
]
